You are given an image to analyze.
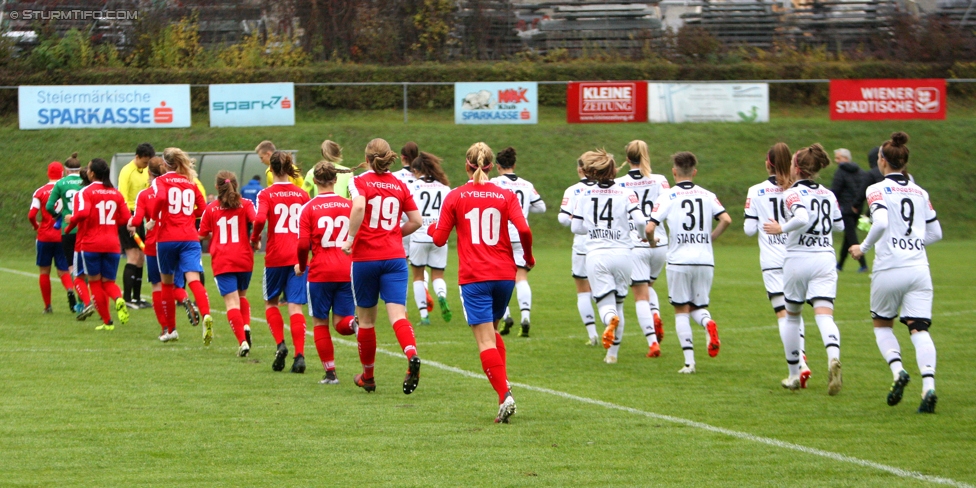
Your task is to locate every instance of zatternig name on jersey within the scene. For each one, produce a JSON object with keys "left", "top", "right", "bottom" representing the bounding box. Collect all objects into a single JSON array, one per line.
[
  {"left": 589, "top": 228, "right": 623, "bottom": 240},
  {"left": 675, "top": 232, "right": 710, "bottom": 244}
]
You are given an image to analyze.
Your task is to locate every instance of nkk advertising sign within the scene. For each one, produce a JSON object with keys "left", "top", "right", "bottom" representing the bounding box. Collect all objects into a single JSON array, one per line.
[
  {"left": 567, "top": 81, "right": 647, "bottom": 123},
  {"left": 829, "top": 79, "right": 946, "bottom": 121},
  {"left": 209, "top": 83, "right": 295, "bottom": 127},
  {"left": 454, "top": 82, "right": 538, "bottom": 124},
  {"left": 19, "top": 85, "right": 191, "bottom": 129}
]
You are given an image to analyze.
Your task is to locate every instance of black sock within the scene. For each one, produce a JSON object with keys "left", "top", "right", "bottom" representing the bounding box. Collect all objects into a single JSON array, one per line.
[
  {"left": 122, "top": 264, "right": 135, "bottom": 302},
  {"left": 133, "top": 266, "right": 144, "bottom": 302}
]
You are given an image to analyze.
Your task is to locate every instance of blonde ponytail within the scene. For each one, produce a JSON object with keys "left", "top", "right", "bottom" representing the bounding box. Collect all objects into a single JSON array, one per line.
[
  {"left": 625, "top": 140, "right": 651, "bottom": 177},
  {"left": 465, "top": 142, "right": 494, "bottom": 185},
  {"left": 162, "top": 147, "right": 197, "bottom": 181}
]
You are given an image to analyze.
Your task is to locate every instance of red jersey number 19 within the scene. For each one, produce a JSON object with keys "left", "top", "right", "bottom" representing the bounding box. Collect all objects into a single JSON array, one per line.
[
  {"left": 367, "top": 196, "right": 400, "bottom": 230},
  {"left": 217, "top": 216, "right": 240, "bottom": 244},
  {"left": 464, "top": 207, "right": 501, "bottom": 245},
  {"left": 168, "top": 188, "right": 195, "bottom": 215},
  {"left": 96, "top": 200, "right": 117, "bottom": 225},
  {"left": 274, "top": 204, "right": 301, "bottom": 234},
  {"left": 318, "top": 216, "right": 350, "bottom": 247}
]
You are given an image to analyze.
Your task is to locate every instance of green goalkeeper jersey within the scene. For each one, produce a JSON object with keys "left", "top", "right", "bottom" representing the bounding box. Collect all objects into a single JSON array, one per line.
[{"left": 46, "top": 173, "right": 83, "bottom": 235}]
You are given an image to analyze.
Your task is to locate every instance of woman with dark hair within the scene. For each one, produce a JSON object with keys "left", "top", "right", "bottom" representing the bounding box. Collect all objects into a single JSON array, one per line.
[{"left": 408, "top": 152, "right": 453, "bottom": 325}]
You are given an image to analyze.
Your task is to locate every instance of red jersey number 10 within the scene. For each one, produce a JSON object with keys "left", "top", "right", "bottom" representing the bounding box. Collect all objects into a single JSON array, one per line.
[
  {"left": 464, "top": 207, "right": 501, "bottom": 245},
  {"left": 367, "top": 196, "right": 400, "bottom": 230},
  {"left": 273, "top": 204, "right": 302, "bottom": 234}
]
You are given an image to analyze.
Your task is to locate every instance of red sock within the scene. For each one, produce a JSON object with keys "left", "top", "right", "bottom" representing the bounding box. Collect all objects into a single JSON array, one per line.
[
  {"left": 266, "top": 307, "right": 285, "bottom": 344},
  {"left": 357, "top": 327, "right": 377, "bottom": 379},
  {"left": 174, "top": 287, "right": 188, "bottom": 302},
  {"left": 392, "top": 318, "right": 418, "bottom": 359},
  {"left": 39, "top": 274, "right": 52, "bottom": 307},
  {"left": 74, "top": 277, "right": 91, "bottom": 306},
  {"left": 161, "top": 283, "right": 176, "bottom": 333},
  {"left": 188, "top": 280, "right": 210, "bottom": 316},
  {"left": 314, "top": 325, "right": 335, "bottom": 371},
  {"left": 89, "top": 280, "right": 111, "bottom": 324},
  {"left": 227, "top": 308, "right": 246, "bottom": 344},
  {"left": 151, "top": 291, "right": 166, "bottom": 331},
  {"left": 59, "top": 273, "right": 73, "bottom": 292},
  {"left": 334, "top": 315, "right": 355, "bottom": 336},
  {"left": 495, "top": 331, "right": 507, "bottom": 365},
  {"left": 290, "top": 313, "right": 306, "bottom": 355},
  {"left": 240, "top": 297, "right": 251, "bottom": 325},
  {"left": 103, "top": 281, "right": 121, "bottom": 300},
  {"left": 480, "top": 348, "right": 510, "bottom": 404}
]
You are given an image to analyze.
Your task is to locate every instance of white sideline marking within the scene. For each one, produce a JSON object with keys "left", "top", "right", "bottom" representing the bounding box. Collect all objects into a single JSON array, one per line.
[
  {"left": 0, "top": 267, "right": 971, "bottom": 487},
  {"left": 0, "top": 267, "right": 39, "bottom": 278}
]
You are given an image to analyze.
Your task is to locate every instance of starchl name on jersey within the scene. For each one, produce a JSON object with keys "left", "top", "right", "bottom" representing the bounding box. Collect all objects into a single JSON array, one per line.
[
  {"left": 675, "top": 232, "right": 710, "bottom": 244},
  {"left": 461, "top": 191, "right": 506, "bottom": 199},
  {"left": 589, "top": 228, "right": 623, "bottom": 240}
]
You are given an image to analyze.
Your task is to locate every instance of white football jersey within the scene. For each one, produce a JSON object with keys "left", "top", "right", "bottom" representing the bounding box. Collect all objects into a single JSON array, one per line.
[
  {"left": 572, "top": 182, "right": 644, "bottom": 253},
  {"left": 650, "top": 182, "right": 726, "bottom": 266},
  {"left": 410, "top": 178, "right": 451, "bottom": 244},
  {"left": 491, "top": 174, "right": 544, "bottom": 243},
  {"left": 744, "top": 177, "right": 789, "bottom": 270},
  {"left": 615, "top": 170, "right": 670, "bottom": 248},
  {"left": 560, "top": 179, "right": 596, "bottom": 254},
  {"left": 865, "top": 174, "right": 937, "bottom": 271},
  {"left": 783, "top": 180, "right": 843, "bottom": 254},
  {"left": 392, "top": 167, "right": 416, "bottom": 186}
]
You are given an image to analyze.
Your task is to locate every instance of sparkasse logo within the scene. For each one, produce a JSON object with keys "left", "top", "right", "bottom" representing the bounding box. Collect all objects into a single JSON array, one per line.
[{"left": 211, "top": 96, "right": 293, "bottom": 113}]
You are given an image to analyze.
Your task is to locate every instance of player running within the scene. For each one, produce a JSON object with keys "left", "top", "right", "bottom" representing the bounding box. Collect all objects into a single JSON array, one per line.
[
  {"left": 647, "top": 152, "right": 732, "bottom": 373},
  {"left": 251, "top": 151, "right": 310, "bottom": 373},
  {"left": 848, "top": 132, "right": 942, "bottom": 413},
  {"left": 615, "top": 140, "right": 669, "bottom": 357},
  {"left": 47, "top": 153, "right": 93, "bottom": 318},
  {"left": 150, "top": 148, "right": 213, "bottom": 345},
  {"left": 558, "top": 160, "right": 599, "bottom": 345},
  {"left": 408, "top": 152, "right": 453, "bottom": 325},
  {"left": 298, "top": 161, "right": 358, "bottom": 385},
  {"left": 394, "top": 142, "right": 432, "bottom": 313},
  {"left": 428, "top": 141, "right": 533, "bottom": 422},
  {"left": 64, "top": 159, "right": 132, "bottom": 331},
  {"left": 571, "top": 149, "right": 647, "bottom": 364},
  {"left": 199, "top": 171, "right": 257, "bottom": 357},
  {"left": 30, "top": 161, "right": 77, "bottom": 314},
  {"left": 491, "top": 147, "right": 546, "bottom": 337},
  {"left": 744, "top": 143, "right": 812, "bottom": 387},
  {"left": 763, "top": 144, "right": 845, "bottom": 395},
  {"left": 342, "top": 138, "right": 423, "bottom": 394}
]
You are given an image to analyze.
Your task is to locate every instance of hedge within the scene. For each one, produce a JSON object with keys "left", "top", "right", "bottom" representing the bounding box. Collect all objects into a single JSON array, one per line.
[{"left": 1, "top": 60, "right": 971, "bottom": 113}]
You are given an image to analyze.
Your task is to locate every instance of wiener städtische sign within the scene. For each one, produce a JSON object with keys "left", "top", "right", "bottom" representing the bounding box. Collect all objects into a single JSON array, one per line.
[
  {"left": 454, "top": 82, "right": 538, "bottom": 124},
  {"left": 18, "top": 85, "right": 191, "bottom": 130},
  {"left": 648, "top": 83, "right": 769, "bottom": 123},
  {"left": 209, "top": 83, "right": 295, "bottom": 127},
  {"left": 567, "top": 81, "right": 648, "bottom": 123},
  {"left": 829, "top": 79, "right": 946, "bottom": 121}
]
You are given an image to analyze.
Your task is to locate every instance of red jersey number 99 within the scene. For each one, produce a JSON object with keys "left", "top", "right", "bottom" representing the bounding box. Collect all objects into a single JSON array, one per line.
[
  {"left": 274, "top": 203, "right": 302, "bottom": 234},
  {"left": 464, "top": 207, "right": 501, "bottom": 245},
  {"left": 168, "top": 188, "right": 196, "bottom": 215},
  {"left": 367, "top": 196, "right": 400, "bottom": 230}
]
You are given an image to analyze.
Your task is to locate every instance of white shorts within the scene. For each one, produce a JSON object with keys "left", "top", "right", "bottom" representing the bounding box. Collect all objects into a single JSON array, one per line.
[
  {"left": 408, "top": 241, "right": 448, "bottom": 270},
  {"left": 512, "top": 241, "right": 527, "bottom": 268},
  {"left": 572, "top": 253, "right": 587, "bottom": 279},
  {"left": 402, "top": 235, "right": 411, "bottom": 259},
  {"left": 783, "top": 253, "right": 837, "bottom": 305},
  {"left": 631, "top": 247, "right": 667, "bottom": 284},
  {"left": 666, "top": 264, "right": 713, "bottom": 308},
  {"left": 762, "top": 268, "right": 784, "bottom": 297},
  {"left": 871, "top": 266, "right": 933, "bottom": 325},
  {"left": 585, "top": 250, "right": 633, "bottom": 301}
]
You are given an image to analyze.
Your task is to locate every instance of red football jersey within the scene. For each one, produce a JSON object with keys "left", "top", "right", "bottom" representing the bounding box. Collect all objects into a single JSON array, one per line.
[
  {"left": 428, "top": 181, "right": 533, "bottom": 285},
  {"left": 251, "top": 182, "right": 310, "bottom": 267},
  {"left": 347, "top": 170, "right": 418, "bottom": 262},
  {"left": 298, "top": 193, "right": 352, "bottom": 283},
  {"left": 150, "top": 172, "right": 206, "bottom": 243},
  {"left": 70, "top": 182, "right": 131, "bottom": 253},
  {"left": 199, "top": 199, "right": 256, "bottom": 275},
  {"left": 30, "top": 182, "right": 61, "bottom": 243},
  {"left": 129, "top": 188, "right": 157, "bottom": 256}
]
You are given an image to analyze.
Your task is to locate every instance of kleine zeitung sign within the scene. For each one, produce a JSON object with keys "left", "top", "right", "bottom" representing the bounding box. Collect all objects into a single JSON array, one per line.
[{"left": 567, "top": 81, "right": 648, "bottom": 123}]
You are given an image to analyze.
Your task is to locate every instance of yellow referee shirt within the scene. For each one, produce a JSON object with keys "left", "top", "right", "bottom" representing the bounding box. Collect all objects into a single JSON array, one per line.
[
  {"left": 266, "top": 167, "right": 304, "bottom": 188},
  {"left": 118, "top": 160, "right": 149, "bottom": 210}
]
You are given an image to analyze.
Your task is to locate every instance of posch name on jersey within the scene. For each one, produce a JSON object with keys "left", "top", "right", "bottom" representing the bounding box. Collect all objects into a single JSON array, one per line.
[
  {"left": 675, "top": 232, "right": 710, "bottom": 244},
  {"left": 589, "top": 228, "right": 623, "bottom": 240},
  {"left": 892, "top": 237, "right": 926, "bottom": 250},
  {"left": 461, "top": 191, "right": 505, "bottom": 199},
  {"left": 797, "top": 235, "right": 832, "bottom": 248}
]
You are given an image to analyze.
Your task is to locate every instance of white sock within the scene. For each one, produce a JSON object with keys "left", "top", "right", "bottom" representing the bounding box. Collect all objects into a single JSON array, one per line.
[
  {"left": 577, "top": 292, "right": 597, "bottom": 337},
  {"left": 635, "top": 300, "right": 658, "bottom": 346},
  {"left": 608, "top": 302, "right": 625, "bottom": 356},
  {"left": 799, "top": 316, "right": 807, "bottom": 359},
  {"left": 874, "top": 327, "right": 903, "bottom": 379},
  {"left": 815, "top": 314, "right": 841, "bottom": 364},
  {"left": 690, "top": 308, "right": 712, "bottom": 328},
  {"left": 433, "top": 278, "right": 447, "bottom": 299},
  {"left": 502, "top": 307, "right": 511, "bottom": 321},
  {"left": 596, "top": 295, "right": 617, "bottom": 326},
  {"left": 675, "top": 313, "right": 695, "bottom": 366},
  {"left": 412, "top": 281, "right": 428, "bottom": 318},
  {"left": 911, "top": 331, "right": 936, "bottom": 393},
  {"left": 647, "top": 284, "right": 660, "bottom": 314},
  {"left": 780, "top": 314, "right": 802, "bottom": 377},
  {"left": 516, "top": 280, "right": 531, "bottom": 323},
  {"left": 424, "top": 269, "right": 430, "bottom": 287}
]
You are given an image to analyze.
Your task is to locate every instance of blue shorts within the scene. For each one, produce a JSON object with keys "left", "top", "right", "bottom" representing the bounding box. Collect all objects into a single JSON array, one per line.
[
  {"left": 307, "top": 281, "right": 355, "bottom": 319},
  {"left": 263, "top": 266, "right": 307, "bottom": 304},
  {"left": 460, "top": 280, "right": 516, "bottom": 326},
  {"left": 156, "top": 241, "right": 204, "bottom": 276},
  {"left": 215, "top": 272, "right": 252, "bottom": 296},
  {"left": 73, "top": 252, "right": 84, "bottom": 277},
  {"left": 146, "top": 255, "right": 186, "bottom": 288},
  {"left": 37, "top": 241, "right": 69, "bottom": 271},
  {"left": 81, "top": 252, "right": 122, "bottom": 281},
  {"left": 351, "top": 258, "right": 408, "bottom": 308}
]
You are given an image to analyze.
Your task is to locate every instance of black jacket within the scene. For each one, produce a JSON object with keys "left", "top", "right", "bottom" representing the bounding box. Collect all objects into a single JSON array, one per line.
[
  {"left": 853, "top": 147, "right": 884, "bottom": 214},
  {"left": 831, "top": 162, "right": 865, "bottom": 216}
]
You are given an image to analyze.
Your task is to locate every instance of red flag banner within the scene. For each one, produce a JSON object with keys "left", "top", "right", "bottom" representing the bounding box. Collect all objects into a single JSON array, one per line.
[
  {"left": 567, "top": 82, "right": 648, "bottom": 123},
  {"left": 829, "top": 79, "right": 946, "bottom": 121}
]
